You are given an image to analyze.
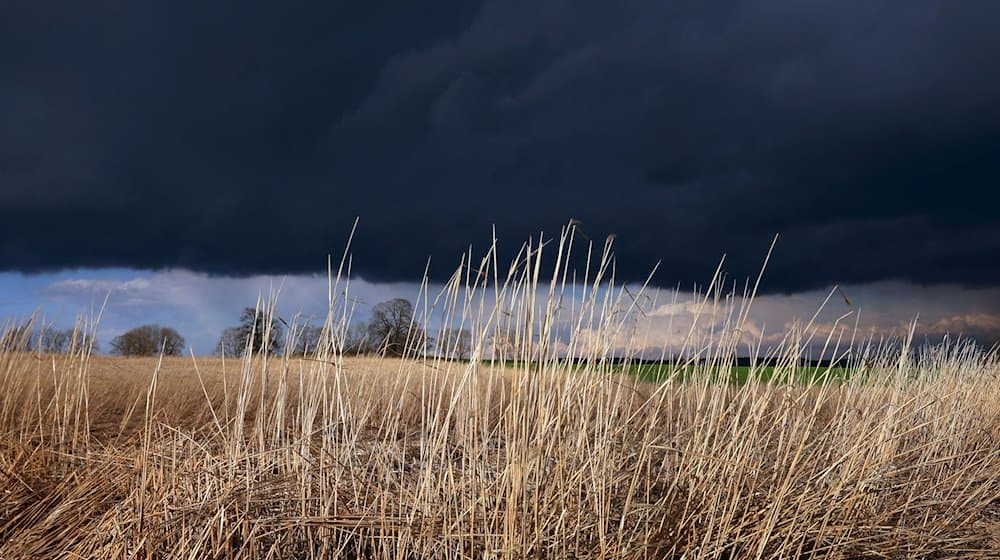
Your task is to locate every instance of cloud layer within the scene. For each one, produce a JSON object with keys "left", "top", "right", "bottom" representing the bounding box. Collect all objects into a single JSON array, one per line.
[{"left": 1, "top": 1, "right": 998, "bottom": 292}]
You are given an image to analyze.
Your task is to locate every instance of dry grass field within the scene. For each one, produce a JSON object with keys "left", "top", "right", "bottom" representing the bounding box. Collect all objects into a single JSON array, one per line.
[
  {"left": 1, "top": 348, "right": 998, "bottom": 559},
  {"left": 2, "top": 231, "right": 999, "bottom": 559}
]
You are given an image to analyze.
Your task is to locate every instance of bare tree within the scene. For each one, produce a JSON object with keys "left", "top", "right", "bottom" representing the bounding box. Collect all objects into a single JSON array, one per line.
[
  {"left": 441, "top": 328, "right": 473, "bottom": 360},
  {"left": 216, "top": 308, "right": 284, "bottom": 356},
  {"left": 42, "top": 328, "right": 98, "bottom": 354},
  {"left": 288, "top": 324, "right": 325, "bottom": 356},
  {"left": 215, "top": 327, "right": 243, "bottom": 357},
  {"left": 2, "top": 323, "right": 98, "bottom": 354},
  {"left": 367, "top": 299, "right": 429, "bottom": 357},
  {"left": 110, "top": 325, "right": 185, "bottom": 357},
  {"left": 67, "top": 330, "right": 100, "bottom": 354},
  {"left": 37, "top": 328, "right": 72, "bottom": 353},
  {"left": 237, "top": 307, "right": 283, "bottom": 355},
  {"left": 343, "top": 321, "right": 372, "bottom": 355}
]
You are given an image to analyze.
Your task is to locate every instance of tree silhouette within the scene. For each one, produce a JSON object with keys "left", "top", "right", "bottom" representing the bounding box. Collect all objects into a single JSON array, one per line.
[
  {"left": 110, "top": 324, "right": 185, "bottom": 356},
  {"left": 216, "top": 308, "right": 283, "bottom": 356},
  {"left": 367, "top": 299, "right": 428, "bottom": 357}
]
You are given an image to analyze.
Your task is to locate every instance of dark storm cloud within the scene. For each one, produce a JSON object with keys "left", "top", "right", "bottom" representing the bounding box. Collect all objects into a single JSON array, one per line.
[{"left": 1, "top": 0, "right": 998, "bottom": 293}]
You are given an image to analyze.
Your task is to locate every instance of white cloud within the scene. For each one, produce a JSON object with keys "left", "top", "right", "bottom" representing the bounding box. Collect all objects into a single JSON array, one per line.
[{"left": 559, "top": 281, "right": 1000, "bottom": 359}]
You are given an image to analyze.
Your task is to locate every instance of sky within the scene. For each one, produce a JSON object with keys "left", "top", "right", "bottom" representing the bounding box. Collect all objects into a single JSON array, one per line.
[{"left": 1, "top": 1, "right": 998, "bottom": 354}]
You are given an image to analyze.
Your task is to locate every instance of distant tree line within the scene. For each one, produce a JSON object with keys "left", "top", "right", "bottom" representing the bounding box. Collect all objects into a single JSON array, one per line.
[
  {"left": 4, "top": 298, "right": 474, "bottom": 360},
  {"left": 0, "top": 320, "right": 187, "bottom": 358},
  {"left": 214, "top": 298, "right": 472, "bottom": 360},
  {"left": 339, "top": 298, "right": 471, "bottom": 359},
  {"left": 0, "top": 323, "right": 98, "bottom": 354}
]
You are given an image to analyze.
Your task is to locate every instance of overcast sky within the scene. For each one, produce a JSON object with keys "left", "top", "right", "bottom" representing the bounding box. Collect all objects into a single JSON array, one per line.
[{"left": 1, "top": 1, "right": 998, "bottom": 353}]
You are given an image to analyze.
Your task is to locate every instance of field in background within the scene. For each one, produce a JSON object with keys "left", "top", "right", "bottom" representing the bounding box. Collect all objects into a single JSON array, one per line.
[
  {"left": 2, "top": 226, "right": 999, "bottom": 558},
  {"left": 627, "top": 363, "right": 853, "bottom": 384}
]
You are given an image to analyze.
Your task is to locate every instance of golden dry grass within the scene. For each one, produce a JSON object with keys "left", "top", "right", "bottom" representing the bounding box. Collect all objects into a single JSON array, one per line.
[{"left": 1, "top": 348, "right": 998, "bottom": 559}]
